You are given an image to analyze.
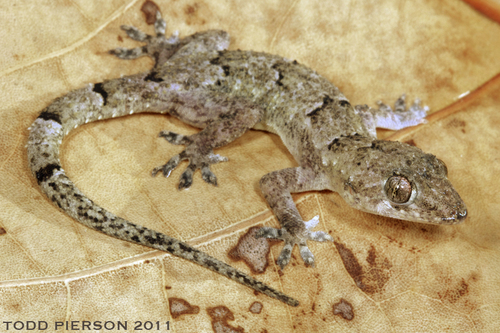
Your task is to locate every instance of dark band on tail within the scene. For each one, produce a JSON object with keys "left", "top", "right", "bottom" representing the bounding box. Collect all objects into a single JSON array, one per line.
[
  {"left": 38, "top": 110, "right": 62, "bottom": 124},
  {"left": 35, "top": 164, "right": 62, "bottom": 184},
  {"left": 92, "top": 83, "right": 109, "bottom": 105}
]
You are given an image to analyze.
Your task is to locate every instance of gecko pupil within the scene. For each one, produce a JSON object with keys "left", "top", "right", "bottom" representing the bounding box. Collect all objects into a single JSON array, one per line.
[{"left": 385, "top": 176, "right": 412, "bottom": 203}]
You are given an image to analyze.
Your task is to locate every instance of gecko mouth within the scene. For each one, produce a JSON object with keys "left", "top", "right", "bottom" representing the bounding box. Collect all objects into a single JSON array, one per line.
[{"left": 440, "top": 203, "right": 468, "bottom": 225}]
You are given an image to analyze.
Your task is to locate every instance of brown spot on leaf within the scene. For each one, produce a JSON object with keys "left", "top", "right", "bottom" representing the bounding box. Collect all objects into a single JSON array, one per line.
[
  {"left": 0, "top": 227, "right": 6, "bottom": 235},
  {"left": 185, "top": 4, "right": 198, "bottom": 15},
  {"left": 168, "top": 298, "right": 200, "bottom": 319},
  {"left": 334, "top": 242, "right": 391, "bottom": 294},
  {"left": 207, "top": 306, "right": 244, "bottom": 333},
  {"left": 228, "top": 226, "right": 272, "bottom": 274},
  {"left": 437, "top": 278, "right": 469, "bottom": 303},
  {"left": 447, "top": 118, "right": 467, "bottom": 133},
  {"left": 366, "top": 245, "right": 377, "bottom": 266},
  {"left": 117, "top": 35, "right": 123, "bottom": 42},
  {"left": 141, "top": 1, "right": 160, "bottom": 25},
  {"left": 447, "top": 118, "right": 466, "bottom": 128},
  {"left": 165, "top": 286, "right": 172, "bottom": 290},
  {"left": 333, "top": 298, "right": 354, "bottom": 320},
  {"left": 249, "top": 301, "right": 263, "bottom": 314}
]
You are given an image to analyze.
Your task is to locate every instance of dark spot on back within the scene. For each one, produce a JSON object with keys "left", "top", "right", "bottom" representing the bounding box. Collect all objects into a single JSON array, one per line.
[
  {"left": 308, "top": 107, "right": 322, "bottom": 117},
  {"left": 276, "top": 71, "right": 284, "bottom": 86},
  {"left": 323, "top": 96, "right": 333, "bottom": 104},
  {"left": 221, "top": 65, "right": 230, "bottom": 76},
  {"left": 144, "top": 70, "right": 164, "bottom": 82},
  {"left": 308, "top": 95, "right": 334, "bottom": 117},
  {"left": 339, "top": 100, "right": 351, "bottom": 107}
]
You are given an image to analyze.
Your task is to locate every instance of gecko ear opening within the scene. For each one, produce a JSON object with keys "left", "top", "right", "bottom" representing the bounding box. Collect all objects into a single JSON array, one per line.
[{"left": 385, "top": 175, "right": 412, "bottom": 203}]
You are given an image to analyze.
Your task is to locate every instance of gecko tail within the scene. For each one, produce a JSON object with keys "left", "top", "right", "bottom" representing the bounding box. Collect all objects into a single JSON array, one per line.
[{"left": 27, "top": 87, "right": 299, "bottom": 307}]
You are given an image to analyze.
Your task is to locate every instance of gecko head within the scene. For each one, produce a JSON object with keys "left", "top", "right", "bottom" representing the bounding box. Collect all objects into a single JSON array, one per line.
[{"left": 338, "top": 139, "right": 467, "bottom": 225}]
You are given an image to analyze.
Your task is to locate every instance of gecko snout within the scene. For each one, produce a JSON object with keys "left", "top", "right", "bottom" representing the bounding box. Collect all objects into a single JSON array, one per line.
[{"left": 441, "top": 203, "right": 467, "bottom": 224}]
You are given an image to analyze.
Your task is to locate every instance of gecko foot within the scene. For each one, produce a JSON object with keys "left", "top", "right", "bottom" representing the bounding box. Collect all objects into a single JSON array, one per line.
[
  {"left": 109, "top": 11, "right": 180, "bottom": 64},
  {"left": 256, "top": 216, "right": 333, "bottom": 270},
  {"left": 374, "top": 94, "right": 429, "bottom": 129},
  {"left": 152, "top": 131, "right": 228, "bottom": 189}
]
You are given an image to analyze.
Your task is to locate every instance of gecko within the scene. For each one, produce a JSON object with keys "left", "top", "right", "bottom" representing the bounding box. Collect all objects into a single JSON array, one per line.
[{"left": 27, "top": 9, "right": 467, "bottom": 307}]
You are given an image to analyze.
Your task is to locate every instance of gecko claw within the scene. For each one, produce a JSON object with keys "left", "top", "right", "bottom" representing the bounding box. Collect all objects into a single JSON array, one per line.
[
  {"left": 154, "top": 11, "right": 167, "bottom": 36},
  {"left": 178, "top": 165, "right": 195, "bottom": 189},
  {"left": 299, "top": 244, "right": 315, "bottom": 267},
  {"left": 152, "top": 154, "right": 182, "bottom": 177},
  {"left": 201, "top": 166, "right": 218, "bottom": 186},
  {"left": 276, "top": 242, "right": 293, "bottom": 270}
]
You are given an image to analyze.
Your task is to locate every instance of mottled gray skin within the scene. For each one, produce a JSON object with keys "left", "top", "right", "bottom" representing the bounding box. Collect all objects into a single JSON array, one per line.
[{"left": 27, "top": 11, "right": 466, "bottom": 307}]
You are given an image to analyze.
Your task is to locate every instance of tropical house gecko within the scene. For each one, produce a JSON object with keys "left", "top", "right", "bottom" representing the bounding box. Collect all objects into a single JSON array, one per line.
[{"left": 27, "top": 9, "right": 467, "bottom": 307}]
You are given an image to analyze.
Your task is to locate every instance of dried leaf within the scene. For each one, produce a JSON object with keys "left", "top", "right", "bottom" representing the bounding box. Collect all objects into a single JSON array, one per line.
[{"left": 1, "top": 0, "right": 500, "bottom": 331}]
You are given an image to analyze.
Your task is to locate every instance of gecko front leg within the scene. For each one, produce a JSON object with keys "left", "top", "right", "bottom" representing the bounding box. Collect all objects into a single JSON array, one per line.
[
  {"left": 110, "top": 11, "right": 230, "bottom": 68},
  {"left": 256, "top": 167, "right": 333, "bottom": 269}
]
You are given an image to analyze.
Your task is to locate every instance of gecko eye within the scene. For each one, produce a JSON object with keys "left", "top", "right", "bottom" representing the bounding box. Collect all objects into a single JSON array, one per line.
[{"left": 385, "top": 175, "right": 412, "bottom": 203}]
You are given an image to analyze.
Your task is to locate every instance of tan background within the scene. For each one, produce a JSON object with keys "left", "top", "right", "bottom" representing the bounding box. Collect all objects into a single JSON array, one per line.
[{"left": 1, "top": 0, "right": 500, "bottom": 331}]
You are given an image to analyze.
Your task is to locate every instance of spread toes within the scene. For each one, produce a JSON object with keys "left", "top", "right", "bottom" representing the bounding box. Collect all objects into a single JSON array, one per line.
[
  {"left": 255, "top": 215, "right": 333, "bottom": 270},
  {"left": 152, "top": 131, "right": 228, "bottom": 189}
]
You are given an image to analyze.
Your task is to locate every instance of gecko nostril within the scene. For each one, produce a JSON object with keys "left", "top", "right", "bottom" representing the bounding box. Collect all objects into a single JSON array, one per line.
[{"left": 457, "top": 209, "right": 467, "bottom": 221}]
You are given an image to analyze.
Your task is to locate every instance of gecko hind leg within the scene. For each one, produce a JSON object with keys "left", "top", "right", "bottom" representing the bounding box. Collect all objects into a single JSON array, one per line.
[
  {"left": 376, "top": 94, "right": 429, "bottom": 128},
  {"left": 355, "top": 94, "right": 429, "bottom": 137}
]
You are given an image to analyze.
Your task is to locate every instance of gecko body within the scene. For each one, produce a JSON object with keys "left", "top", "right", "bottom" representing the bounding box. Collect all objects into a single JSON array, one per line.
[{"left": 27, "top": 11, "right": 467, "bottom": 307}]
